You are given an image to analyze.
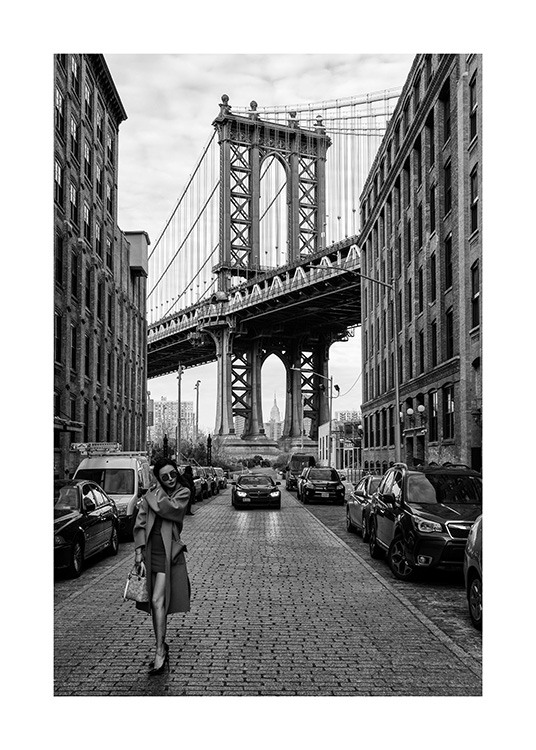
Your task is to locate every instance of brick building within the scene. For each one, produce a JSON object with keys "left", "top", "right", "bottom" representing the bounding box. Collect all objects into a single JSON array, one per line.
[
  {"left": 54, "top": 54, "right": 149, "bottom": 476},
  {"left": 359, "top": 54, "right": 482, "bottom": 472}
]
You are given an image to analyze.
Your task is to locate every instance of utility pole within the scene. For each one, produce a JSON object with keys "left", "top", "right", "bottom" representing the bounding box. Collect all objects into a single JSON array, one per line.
[
  {"left": 176, "top": 363, "right": 183, "bottom": 462},
  {"left": 194, "top": 380, "right": 201, "bottom": 442}
]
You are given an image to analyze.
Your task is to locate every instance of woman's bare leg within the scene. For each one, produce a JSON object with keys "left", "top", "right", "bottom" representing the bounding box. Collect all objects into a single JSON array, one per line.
[{"left": 151, "top": 572, "right": 167, "bottom": 669}]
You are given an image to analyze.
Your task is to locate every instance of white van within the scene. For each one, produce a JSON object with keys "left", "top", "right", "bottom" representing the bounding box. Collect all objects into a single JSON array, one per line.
[{"left": 73, "top": 452, "right": 151, "bottom": 538}]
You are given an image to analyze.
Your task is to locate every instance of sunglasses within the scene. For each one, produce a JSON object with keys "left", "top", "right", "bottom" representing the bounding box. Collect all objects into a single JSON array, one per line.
[{"left": 160, "top": 470, "right": 178, "bottom": 482}]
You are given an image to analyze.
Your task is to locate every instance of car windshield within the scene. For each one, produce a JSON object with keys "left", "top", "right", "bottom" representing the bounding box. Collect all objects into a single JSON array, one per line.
[
  {"left": 54, "top": 486, "right": 80, "bottom": 511},
  {"left": 290, "top": 456, "right": 314, "bottom": 470},
  {"left": 75, "top": 468, "right": 134, "bottom": 495},
  {"left": 369, "top": 477, "right": 381, "bottom": 492},
  {"left": 309, "top": 469, "right": 339, "bottom": 481},
  {"left": 407, "top": 473, "right": 482, "bottom": 505},
  {"left": 238, "top": 476, "right": 273, "bottom": 487}
]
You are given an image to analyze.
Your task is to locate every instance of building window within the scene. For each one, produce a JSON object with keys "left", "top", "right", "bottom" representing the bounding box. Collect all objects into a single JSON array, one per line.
[
  {"left": 106, "top": 237, "right": 113, "bottom": 270},
  {"left": 96, "top": 108, "right": 104, "bottom": 143},
  {"left": 69, "top": 183, "right": 78, "bottom": 225},
  {"left": 398, "top": 345, "right": 403, "bottom": 383},
  {"left": 71, "top": 251, "right": 79, "bottom": 299},
  {"left": 442, "top": 384, "right": 455, "bottom": 439},
  {"left": 83, "top": 140, "right": 92, "bottom": 181},
  {"left": 106, "top": 132, "right": 114, "bottom": 163},
  {"left": 430, "top": 183, "right": 436, "bottom": 233},
  {"left": 443, "top": 160, "right": 452, "bottom": 215},
  {"left": 403, "top": 158, "right": 411, "bottom": 207},
  {"left": 394, "top": 122, "right": 400, "bottom": 153},
  {"left": 419, "top": 330, "right": 425, "bottom": 373},
  {"left": 57, "top": 54, "right": 67, "bottom": 71},
  {"left": 426, "top": 113, "right": 435, "bottom": 168},
  {"left": 407, "top": 279, "right": 413, "bottom": 321},
  {"left": 55, "top": 87, "right": 65, "bottom": 136},
  {"left": 430, "top": 253, "right": 437, "bottom": 302},
  {"left": 85, "top": 266, "right": 91, "bottom": 308},
  {"left": 70, "top": 324, "right": 77, "bottom": 370},
  {"left": 440, "top": 79, "right": 451, "bottom": 143},
  {"left": 96, "top": 163, "right": 103, "bottom": 199},
  {"left": 382, "top": 409, "right": 388, "bottom": 446},
  {"left": 470, "top": 166, "right": 479, "bottom": 233},
  {"left": 414, "top": 136, "right": 422, "bottom": 187},
  {"left": 83, "top": 400, "right": 89, "bottom": 442},
  {"left": 444, "top": 234, "right": 453, "bottom": 289},
  {"left": 406, "top": 219, "right": 412, "bottom": 263},
  {"left": 106, "top": 183, "right": 113, "bottom": 215},
  {"left": 55, "top": 232, "right": 64, "bottom": 286},
  {"left": 417, "top": 203, "right": 423, "bottom": 248},
  {"left": 425, "top": 54, "right": 433, "bottom": 85},
  {"left": 95, "top": 221, "right": 102, "bottom": 257},
  {"left": 471, "top": 260, "right": 480, "bottom": 328},
  {"left": 70, "top": 116, "right": 79, "bottom": 160},
  {"left": 445, "top": 307, "right": 454, "bottom": 359},
  {"left": 83, "top": 202, "right": 91, "bottom": 241},
  {"left": 413, "top": 73, "right": 421, "bottom": 112},
  {"left": 84, "top": 81, "right": 93, "bottom": 121},
  {"left": 397, "top": 291, "right": 402, "bottom": 332},
  {"left": 107, "top": 350, "right": 112, "bottom": 388},
  {"left": 375, "top": 412, "right": 381, "bottom": 447},
  {"left": 71, "top": 56, "right": 80, "bottom": 97},
  {"left": 54, "top": 312, "right": 62, "bottom": 362},
  {"left": 469, "top": 74, "right": 478, "bottom": 141},
  {"left": 84, "top": 335, "right": 90, "bottom": 377},
  {"left": 403, "top": 100, "right": 410, "bottom": 137},
  {"left": 107, "top": 292, "right": 113, "bottom": 329},
  {"left": 54, "top": 159, "right": 64, "bottom": 206},
  {"left": 418, "top": 266, "right": 424, "bottom": 312},
  {"left": 408, "top": 338, "right": 413, "bottom": 379},
  {"left": 431, "top": 320, "right": 438, "bottom": 367},
  {"left": 97, "top": 281, "right": 103, "bottom": 320},
  {"left": 428, "top": 390, "right": 438, "bottom": 441},
  {"left": 97, "top": 344, "right": 102, "bottom": 384},
  {"left": 95, "top": 405, "right": 101, "bottom": 442}
]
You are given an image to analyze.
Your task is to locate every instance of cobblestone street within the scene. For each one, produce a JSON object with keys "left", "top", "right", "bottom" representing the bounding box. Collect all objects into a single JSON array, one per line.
[{"left": 54, "top": 487, "right": 481, "bottom": 696}]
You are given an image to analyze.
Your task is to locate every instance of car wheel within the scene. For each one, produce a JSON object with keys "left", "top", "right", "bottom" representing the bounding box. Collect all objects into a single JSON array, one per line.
[
  {"left": 361, "top": 513, "right": 370, "bottom": 542},
  {"left": 468, "top": 573, "right": 482, "bottom": 630},
  {"left": 368, "top": 523, "right": 382, "bottom": 559},
  {"left": 387, "top": 537, "right": 414, "bottom": 581},
  {"left": 346, "top": 507, "right": 356, "bottom": 533},
  {"left": 68, "top": 538, "right": 84, "bottom": 578},
  {"left": 108, "top": 523, "right": 119, "bottom": 556}
]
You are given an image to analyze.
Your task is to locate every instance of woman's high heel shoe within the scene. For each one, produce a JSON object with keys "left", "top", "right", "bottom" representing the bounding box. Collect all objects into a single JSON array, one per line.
[
  {"left": 148, "top": 644, "right": 169, "bottom": 675},
  {"left": 148, "top": 642, "right": 169, "bottom": 669}
]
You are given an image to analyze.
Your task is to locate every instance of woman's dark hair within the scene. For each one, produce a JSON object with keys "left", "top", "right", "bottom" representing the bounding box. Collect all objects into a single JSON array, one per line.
[
  {"left": 183, "top": 464, "right": 193, "bottom": 476},
  {"left": 152, "top": 457, "right": 186, "bottom": 486}
]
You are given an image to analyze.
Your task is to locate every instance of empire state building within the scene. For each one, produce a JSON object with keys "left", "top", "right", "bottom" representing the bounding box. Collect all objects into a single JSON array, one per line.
[{"left": 265, "top": 394, "right": 283, "bottom": 440}]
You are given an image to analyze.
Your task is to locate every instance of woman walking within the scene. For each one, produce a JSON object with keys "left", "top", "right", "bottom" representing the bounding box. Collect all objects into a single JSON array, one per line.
[{"left": 133, "top": 457, "right": 191, "bottom": 675}]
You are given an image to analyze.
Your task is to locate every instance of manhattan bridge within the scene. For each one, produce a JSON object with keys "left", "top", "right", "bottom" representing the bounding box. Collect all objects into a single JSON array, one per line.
[{"left": 147, "top": 88, "right": 401, "bottom": 455}]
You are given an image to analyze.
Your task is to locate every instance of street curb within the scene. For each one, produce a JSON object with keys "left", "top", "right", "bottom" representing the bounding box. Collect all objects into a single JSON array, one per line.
[{"left": 295, "top": 494, "right": 481, "bottom": 677}]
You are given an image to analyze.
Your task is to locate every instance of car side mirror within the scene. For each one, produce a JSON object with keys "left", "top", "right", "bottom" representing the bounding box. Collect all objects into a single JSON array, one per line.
[
  {"left": 83, "top": 498, "right": 96, "bottom": 512},
  {"left": 382, "top": 492, "right": 395, "bottom": 505},
  {"left": 276, "top": 481, "right": 281, "bottom": 485},
  {"left": 340, "top": 473, "right": 346, "bottom": 480},
  {"left": 231, "top": 481, "right": 236, "bottom": 485}
]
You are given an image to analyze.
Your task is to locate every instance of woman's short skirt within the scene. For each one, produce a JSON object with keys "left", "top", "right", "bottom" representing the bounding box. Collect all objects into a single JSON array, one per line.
[{"left": 150, "top": 531, "right": 166, "bottom": 573}]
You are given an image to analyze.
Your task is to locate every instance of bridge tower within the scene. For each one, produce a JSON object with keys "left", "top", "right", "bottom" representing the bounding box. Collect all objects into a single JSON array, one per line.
[{"left": 204, "top": 96, "right": 334, "bottom": 457}]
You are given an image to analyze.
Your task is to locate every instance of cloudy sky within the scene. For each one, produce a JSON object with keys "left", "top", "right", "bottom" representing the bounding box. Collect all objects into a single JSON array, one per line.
[{"left": 106, "top": 53, "right": 414, "bottom": 432}]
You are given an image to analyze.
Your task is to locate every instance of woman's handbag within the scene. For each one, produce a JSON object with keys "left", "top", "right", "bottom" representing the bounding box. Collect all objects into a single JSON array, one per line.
[{"left": 123, "top": 568, "right": 149, "bottom": 603}]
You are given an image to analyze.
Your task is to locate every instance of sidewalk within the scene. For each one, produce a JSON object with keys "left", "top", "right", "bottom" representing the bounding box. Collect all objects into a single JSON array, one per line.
[{"left": 54, "top": 490, "right": 482, "bottom": 696}]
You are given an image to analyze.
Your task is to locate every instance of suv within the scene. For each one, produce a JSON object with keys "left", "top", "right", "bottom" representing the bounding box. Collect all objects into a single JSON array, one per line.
[
  {"left": 297, "top": 466, "right": 345, "bottom": 504},
  {"left": 368, "top": 463, "right": 482, "bottom": 581}
]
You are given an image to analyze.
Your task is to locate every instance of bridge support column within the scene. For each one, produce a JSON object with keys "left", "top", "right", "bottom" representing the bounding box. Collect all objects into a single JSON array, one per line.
[
  {"left": 243, "top": 340, "right": 266, "bottom": 438},
  {"left": 210, "top": 326, "right": 235, "bottom": 436}
]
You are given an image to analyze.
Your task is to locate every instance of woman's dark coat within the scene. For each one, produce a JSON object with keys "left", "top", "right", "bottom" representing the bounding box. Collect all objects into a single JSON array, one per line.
[{"left": 133, "top": 482, "right": 191, "bottom": 614}]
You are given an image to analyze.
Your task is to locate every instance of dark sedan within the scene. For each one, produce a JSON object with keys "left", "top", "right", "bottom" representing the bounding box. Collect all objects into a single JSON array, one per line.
[
  {"left": 231, "top": 474, "right": 281, "bottom": 509},
  {"left": 54, "top": 480, "right": 119, "bottom": 578},
  {"left": 297, "top": 467, "right": 345, "bottom": 505},
  {"left": 346, "top": 474, "right": 382, "bottom": 539}
]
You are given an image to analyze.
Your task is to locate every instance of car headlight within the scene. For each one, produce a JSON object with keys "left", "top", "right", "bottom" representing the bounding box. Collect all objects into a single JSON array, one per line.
[
  {"left": 413, "top": 517, "right": 443, "bottom": 533},
  {"left": 269, "top": 491, "right": 280, "bottom": 497},
  {"left": 236, "top": 490, "right": 247, "bottom": 497},
  {"left": 116, "top": 505, "right": 127, "bottom": 517},
  {"left": 336, "top": 484, "right": 345, "bottom": 491},
  {"left": 54, "top": 535, "right": 65, "bottom": 545},
  {"left": 305, "top": 481, "right": 314, "bottom": 489}
]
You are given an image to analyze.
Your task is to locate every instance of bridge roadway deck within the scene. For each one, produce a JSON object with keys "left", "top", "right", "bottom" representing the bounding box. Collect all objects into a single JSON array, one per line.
[{"left": 54, "top": 488, "right": 482, "bottom": 696}]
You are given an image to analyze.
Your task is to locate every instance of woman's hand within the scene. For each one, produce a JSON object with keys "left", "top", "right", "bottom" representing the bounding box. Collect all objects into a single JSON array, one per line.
[{"left": 136, "top": 560, "right": 146, "bottom": 577}]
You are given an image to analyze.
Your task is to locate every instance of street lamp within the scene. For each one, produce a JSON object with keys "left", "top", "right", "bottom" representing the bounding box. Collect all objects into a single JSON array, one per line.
[
  {"left": 176, "top": 364, "right": 183, "bottom": 461},
  {"left": 322, "top": 263, "right": 402, "bottom": 463},
  {"left": 194, "top": 380, "right": 201, "bottom": 442},
  {"left": 290, "top": 366, "right": 339, "bottom": 466}
]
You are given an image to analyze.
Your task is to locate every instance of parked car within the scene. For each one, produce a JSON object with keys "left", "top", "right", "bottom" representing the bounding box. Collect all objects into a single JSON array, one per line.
[
  {"left": 214, "top": 467, "right": 227, "bottom": 490},
  {"left": 73, "top": 452, "right": 151, "bottom": 539},
  {"left": 202, "top": 466, "right": 219, "bottom": 496},
  {"left": 231, "top": 474, "right": 281, "bottom": 509},
  {"left": 464, "top": 514, "right": 482, "bottom": 630},
  {"left": 368, "top": 463, "right": 482, "bottom": 581},
  {"left": 193, "top": 466, "right": 210, "bottom": 498},
  {"left": 285, "top": 452, "right": 316, "bottom": 491},
  {"left": 54, "top": 480, "right": 119, "bottom": 578},
  {"left": 346, "top": 474, "right": 382, "bottom": 540},
  {"left": 297, "top": 466, "right": 345, "bottom": 505}
]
